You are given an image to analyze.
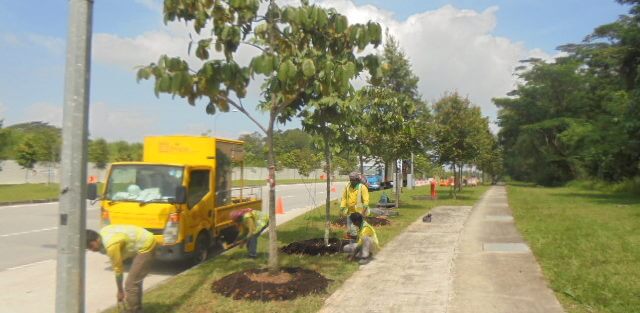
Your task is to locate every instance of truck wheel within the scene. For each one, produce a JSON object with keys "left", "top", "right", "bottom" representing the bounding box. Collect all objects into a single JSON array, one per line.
[{"left": 192, "top": 233, "right": 210, "bottom": 265}]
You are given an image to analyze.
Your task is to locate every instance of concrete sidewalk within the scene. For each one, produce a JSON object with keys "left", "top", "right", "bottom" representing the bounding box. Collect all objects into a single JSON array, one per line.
[{"left": 319, "top": 186, "right": 564, "bottom": 313}]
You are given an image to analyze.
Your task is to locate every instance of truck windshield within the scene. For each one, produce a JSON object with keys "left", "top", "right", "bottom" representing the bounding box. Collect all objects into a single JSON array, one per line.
[{"left": 105, "top": 165, "right": 184, "bottom": 202}]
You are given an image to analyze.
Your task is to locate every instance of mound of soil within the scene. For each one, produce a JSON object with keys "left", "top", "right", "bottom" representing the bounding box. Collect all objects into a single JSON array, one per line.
[
  {"left": 333, "top": 216, "right": 392, "bottom": 226},
  {"left": 280, "top": 238, "right": 346, "bottom": 256},
  {"left": 211, "top": 267, "right": 330, "bottom": 301}
]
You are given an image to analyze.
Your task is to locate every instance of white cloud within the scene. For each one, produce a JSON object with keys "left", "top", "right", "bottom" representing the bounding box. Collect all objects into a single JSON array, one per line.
[
  {"left": 20, "top": 101, "right": 156, "bottom": 142},
  {"left": 27, "top": 34, "right": 65, "bottom": 55},
  {"left": 0, "top": 32, "right": 64, "bottom": 54},
  {"left": 89, "top": 102, "right": 157, "bottom": 142},
  {"left": 24, "top": 102, "right": 63, "bottom": 126},
  {"left": 92, "top": 1, "right": 552, "bottom": 128}
]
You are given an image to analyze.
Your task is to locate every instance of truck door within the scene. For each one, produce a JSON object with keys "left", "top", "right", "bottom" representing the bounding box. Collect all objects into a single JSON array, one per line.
[{"left": 184, "top": 167, "right": 214, "bottom": 248}]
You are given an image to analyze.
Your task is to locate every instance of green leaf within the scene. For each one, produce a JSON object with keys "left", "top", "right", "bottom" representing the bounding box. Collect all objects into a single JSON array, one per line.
[
  {"left": 335, "top": 15, "right": 348, "bottom": 33},
  {"left": 206, "top": 102, "right": 216, "bottom": 115},
  {"left": 171, "top": 72, "right": 183, "bottom": 91},
  {"left": 302, "top": 59, "right": 316, "bottom": 78},
  {"left": 158, "top": 76, "right": 171, "bottom": 92},
  {"left": 251, "top": 54, "right": 273, "bottom": 75}
]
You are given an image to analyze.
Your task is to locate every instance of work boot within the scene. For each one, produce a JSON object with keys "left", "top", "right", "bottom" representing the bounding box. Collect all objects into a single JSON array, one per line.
[{"left": 358, "top": 257, "right": 372, "bottom": 265}]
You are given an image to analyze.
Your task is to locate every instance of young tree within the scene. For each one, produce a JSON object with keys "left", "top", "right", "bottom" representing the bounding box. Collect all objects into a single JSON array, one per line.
[
  {"left": 15, "top": 136, "right": 38, "bottom": 182},
  {"left": 89, "top": 138, "right": 110, "bottom": 169},
  {"left": 432, "top": 93, "right": 486, "bottom": 196},
  {"left": 347, "top": 35, "right": 429, "bottom": 206},
  {"left": 137, "top": 0, "right": 382, "bottom": 272}
]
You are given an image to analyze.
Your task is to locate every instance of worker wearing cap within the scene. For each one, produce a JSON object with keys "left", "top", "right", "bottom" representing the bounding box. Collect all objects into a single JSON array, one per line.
[
  {"left": 343, "top": 212, "right": 380, "bottom": 264},
  {"left": 86, "top": 225, "right": 156, "bottom": 313},
  {"left": 227, "top": 208, "right": 269, "bottom": 258},
  {"left": 340, "top": 171, "right": 370, "bottom": 237}
]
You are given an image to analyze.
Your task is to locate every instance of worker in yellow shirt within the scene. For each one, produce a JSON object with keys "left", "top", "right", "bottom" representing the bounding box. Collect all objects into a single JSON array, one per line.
[
  {"left": 340, "top": 172, "right": 370, "bottom": 237},
  {"left": 86, "top": 225, "right": 156, "bottom": 313},
  {"left": 343, "top": 212, "right": 380, "bottom": 264},
  {"left": 226, "top": 208, "right": 270, "bottom": 258}
]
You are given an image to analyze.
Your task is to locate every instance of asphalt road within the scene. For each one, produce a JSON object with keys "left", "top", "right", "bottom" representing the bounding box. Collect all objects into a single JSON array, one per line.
[{"left": 0, "top": 182, "right": 346, "bottom": 313}]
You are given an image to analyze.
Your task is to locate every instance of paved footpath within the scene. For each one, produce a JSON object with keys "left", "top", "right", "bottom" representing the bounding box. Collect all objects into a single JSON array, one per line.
[{"left": 319, "top": 186, "right": 564, "bottom": 313}]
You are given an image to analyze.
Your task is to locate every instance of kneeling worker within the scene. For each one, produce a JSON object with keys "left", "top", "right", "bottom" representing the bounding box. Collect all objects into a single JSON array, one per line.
[
  {"left": 227, "top": 208, "right": 269, "bottom": 258},
  {"left": 343, "top": 212, "right": 380, "bottom": 264},
  {"left": 86, "top": 225, "right": 156, "bottom": 313}
]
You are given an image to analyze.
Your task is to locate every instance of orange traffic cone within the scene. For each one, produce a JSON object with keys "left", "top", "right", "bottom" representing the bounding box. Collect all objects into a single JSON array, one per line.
[
  {"left": 276, "top": 197, "right": 285, "bottom": 214},
  {"left": 330, "top": 184, "right": 337, "bottom": 193}
]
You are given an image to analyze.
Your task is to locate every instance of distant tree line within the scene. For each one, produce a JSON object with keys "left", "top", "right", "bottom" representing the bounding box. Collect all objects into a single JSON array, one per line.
[
  {"left": 0, "top": 121, "right": 143, "bottom": 171},
  {"left": 495, "top": 0, "right": 640, "bottom": 186}
]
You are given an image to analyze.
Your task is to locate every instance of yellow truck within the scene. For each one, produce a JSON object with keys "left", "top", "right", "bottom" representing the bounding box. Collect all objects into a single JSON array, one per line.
[{"left": 88, "top": 136, "right": 262, "bottom": 264}]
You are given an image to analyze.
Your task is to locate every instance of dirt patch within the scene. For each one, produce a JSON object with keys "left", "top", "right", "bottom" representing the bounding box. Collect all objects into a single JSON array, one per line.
[
  {"left": 246, "top": 271, "right": 293, "bottom": 284},
  {"left": 212, "top": 267, "right": 330, "bottom": 301},
  {"left": 280, "top": 238, "right": 346, "bottom": 256},
  {"left": 332, "top": 216, "right": 392, "bottom": 226}
]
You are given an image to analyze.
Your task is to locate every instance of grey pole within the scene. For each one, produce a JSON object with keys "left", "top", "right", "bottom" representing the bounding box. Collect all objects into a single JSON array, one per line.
[
  {"left": 56, "top": 0, "right": 93, "bottom": 312},
  {"left": 410, "top": 152, "right": 415, "bottom": 189}
]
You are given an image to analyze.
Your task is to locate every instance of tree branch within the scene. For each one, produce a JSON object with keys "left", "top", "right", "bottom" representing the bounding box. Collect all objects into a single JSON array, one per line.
[
  {"left": 225, "top": 96, "right": 268, "bottom": 135},
  {"left": 241, "top": 41, "right": 266, "bottom": 52}
]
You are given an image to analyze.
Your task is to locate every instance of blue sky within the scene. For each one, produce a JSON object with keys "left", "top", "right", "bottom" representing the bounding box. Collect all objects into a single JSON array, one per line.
[{"left": 0, "top": 0, "right": 631, "bottom": 142}]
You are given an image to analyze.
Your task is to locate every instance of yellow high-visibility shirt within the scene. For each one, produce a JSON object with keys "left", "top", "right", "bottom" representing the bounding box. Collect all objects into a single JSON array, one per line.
[
  {"left": 238, "top": 210, "right": 269, "bottom": 241},
  {"left": 100, "top": 225, "right": 156, "bottom": 276},
  {"left": 340, "top": 183, "right": 369, "bottom": 215},
  {"left": 357, "top": 222, "right": 380, "bottom": 250}
]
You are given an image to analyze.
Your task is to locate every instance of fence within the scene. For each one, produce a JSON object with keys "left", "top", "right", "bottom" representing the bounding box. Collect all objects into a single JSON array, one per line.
[{"left": 0, "top": 160, "right": 345, "bottom": 185}]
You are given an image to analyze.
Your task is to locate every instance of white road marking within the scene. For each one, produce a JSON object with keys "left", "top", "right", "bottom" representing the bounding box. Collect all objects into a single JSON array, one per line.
[
  {"left": 0, "top": 203, "right": 53, "bottom": 210},
  {"left": 6, "top": 259, "right": 54, "bottom": 271},
  {"left": 0, "top": 227, "right": 58, "bottom": 238},
  {"left": 283, "top": 195, "right": 296, "bottom": 198}
]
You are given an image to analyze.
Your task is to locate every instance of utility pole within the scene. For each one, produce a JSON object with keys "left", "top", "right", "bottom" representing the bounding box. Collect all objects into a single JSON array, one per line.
[
  {"left": 409, "top": 152, "right": 415, "bottom": 189},
  {"left": 56, "top": 1, "right": 93, "bottom": 312}
]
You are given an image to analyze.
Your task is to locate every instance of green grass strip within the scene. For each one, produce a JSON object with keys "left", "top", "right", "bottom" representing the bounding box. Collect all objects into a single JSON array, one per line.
[
  {"left": 508, "top": 182, "right": 640, "bottom": 313},
  {"left": 0, "top": 183, "right": 59, "bottom": 203},
  {"left": 104, "top": 185, "right": 487, "bottom": 313}
]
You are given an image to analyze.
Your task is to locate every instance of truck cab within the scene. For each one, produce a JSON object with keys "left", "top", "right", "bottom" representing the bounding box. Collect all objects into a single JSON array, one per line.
[{"left": 91, "top": 136, "right": 262, "bottom": 264}]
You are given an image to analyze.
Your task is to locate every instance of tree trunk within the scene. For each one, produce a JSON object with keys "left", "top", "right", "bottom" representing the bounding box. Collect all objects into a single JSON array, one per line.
[
  {"left": 323, "top": 134, "right": 332, "bottom": 246},
  {"left": 451, "top": 163, "right": 457, "bottom": 199},
  {"left": 359, "top": 154, "right": 364, "bottom": 175},
  {"left": 395, "top": 161, "right": 400, "bottom": 209},
  {"left": 266, "top": 115, "right": 279, "bottom": 274},
  {"left": 458, "top": 163, "right": 463, "bottom": 192}
]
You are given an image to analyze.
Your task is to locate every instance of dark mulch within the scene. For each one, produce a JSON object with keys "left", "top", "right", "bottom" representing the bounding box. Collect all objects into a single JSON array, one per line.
[
  {"left": 211, "top": 267, "right": 330, "bottom": 301},
  {"left": 280, "top": 238, "right": 347, "bottom": 256},
  {"left": 333, "top": 216, "right": 392, "bottom": 226}
]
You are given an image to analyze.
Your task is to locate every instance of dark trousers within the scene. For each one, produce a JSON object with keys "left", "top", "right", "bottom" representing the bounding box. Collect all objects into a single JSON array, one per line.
[
  {"left": 247, "top": 223, "right": 269, "bottom": 257},
  {"left": 124, "top": 248, "right": 154, "bottom": 313}
]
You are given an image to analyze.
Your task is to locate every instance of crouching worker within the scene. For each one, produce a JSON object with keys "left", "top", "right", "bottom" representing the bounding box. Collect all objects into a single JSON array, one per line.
[
  {"left": 226, "top": 208, "right": 269, "bottom": 258},
  {"left": 343, "top": 212, "right": 380, "bottom": 265},
  {"left": 86, "top": 225, "right": 156, "bottom": 313}
]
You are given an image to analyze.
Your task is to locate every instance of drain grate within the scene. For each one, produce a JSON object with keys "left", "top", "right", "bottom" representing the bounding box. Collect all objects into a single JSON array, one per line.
[
  {"left": 483, "top": 243, "right": 530, "bottom": 253},
  {"left": 484, "top": 215, "right": 513, "bottom": 222}
]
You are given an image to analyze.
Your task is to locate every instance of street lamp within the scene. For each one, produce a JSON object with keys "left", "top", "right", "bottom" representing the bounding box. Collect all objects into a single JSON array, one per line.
[{"left": 213, "top": 109, "right": 239, "bottom": 136}]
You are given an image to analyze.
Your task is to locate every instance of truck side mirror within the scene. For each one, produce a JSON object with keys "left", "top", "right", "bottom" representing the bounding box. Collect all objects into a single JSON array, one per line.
[
  {"left": 174, "top": 186, "right": 187, "bottom": 204},
  {"left": 87, "top": 183, "right": 98, "bottom": 200}
]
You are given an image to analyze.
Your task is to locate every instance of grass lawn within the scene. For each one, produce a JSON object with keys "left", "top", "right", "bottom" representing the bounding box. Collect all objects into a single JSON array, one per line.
[
  {"left": 104, "top": 185, "right": 488, "bottom": 313},
  {"left": 0, "top": 179, "right": 346, "bottom": 203},
  {"left": 507, "top": 182, "right": 640, "bottom": 313},
  {"left": 0, "top": 183, "right": 59, "bottom": 202}
]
